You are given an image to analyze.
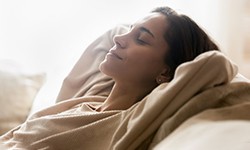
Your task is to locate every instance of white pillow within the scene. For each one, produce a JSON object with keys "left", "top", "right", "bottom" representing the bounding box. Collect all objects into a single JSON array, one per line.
[{"left": 0, "top": 60, "right": 46, "bottom": 135}]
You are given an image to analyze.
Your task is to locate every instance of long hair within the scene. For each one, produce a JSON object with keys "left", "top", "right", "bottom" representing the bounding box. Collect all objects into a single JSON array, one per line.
[{"left": 152, "top": 6, "right": 220, "bottom": 81}]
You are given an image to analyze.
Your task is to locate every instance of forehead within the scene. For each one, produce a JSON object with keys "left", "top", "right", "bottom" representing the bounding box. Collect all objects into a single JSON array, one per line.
[
  {"left": 134, "top": 13, "right": 168, "bottom": 51},
  {"left": 135, "top": 13, "right": 167, "bottom": 38}
]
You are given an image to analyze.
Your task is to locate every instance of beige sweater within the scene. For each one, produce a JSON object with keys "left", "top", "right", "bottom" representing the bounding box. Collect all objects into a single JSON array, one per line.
[{"left": 1, "top": 25, "right": 250, "bottom": 150}]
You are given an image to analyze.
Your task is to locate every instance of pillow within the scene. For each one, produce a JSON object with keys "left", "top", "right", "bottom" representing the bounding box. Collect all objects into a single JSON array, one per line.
[
  {"left": 153, "top": 104, "right": 250, "bottom": 150},
  {"left": 0, "top": 60, "right": 46, "bottom": 135}
]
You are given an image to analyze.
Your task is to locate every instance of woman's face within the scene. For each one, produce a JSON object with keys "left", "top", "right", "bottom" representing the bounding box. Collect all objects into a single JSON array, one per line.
[{"left": 100, "top": 13, "right": 169, "bottom": 86}]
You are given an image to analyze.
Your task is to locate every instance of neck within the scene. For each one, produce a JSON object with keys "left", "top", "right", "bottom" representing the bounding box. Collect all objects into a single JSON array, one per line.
[{"left": 97, "top": 82, "right": 156, "bottom": 111}]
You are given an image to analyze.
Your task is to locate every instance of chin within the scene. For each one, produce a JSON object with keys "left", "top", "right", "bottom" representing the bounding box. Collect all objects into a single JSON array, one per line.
[
  {"left": 99, "top": 61, "right": 112, "bottom": 77},
  {"left": 99, "top": 59, "right": 122, "bottom": 80},
  {"left": 99, "top": 62, "right": 106, "bottom": 73}
]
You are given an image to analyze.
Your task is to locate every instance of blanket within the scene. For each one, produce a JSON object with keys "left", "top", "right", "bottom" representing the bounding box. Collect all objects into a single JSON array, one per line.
[
  {"left": 1, "top": 25, "right": 250, "bottom": 150},
  {"left": 153, "top": 82, "right": 250, "bottom": 150}
]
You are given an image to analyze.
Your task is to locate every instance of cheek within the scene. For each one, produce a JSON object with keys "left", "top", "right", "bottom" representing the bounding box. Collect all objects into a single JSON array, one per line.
[{"left": 126, "top": 51, "right": 164, "bottom": 77}]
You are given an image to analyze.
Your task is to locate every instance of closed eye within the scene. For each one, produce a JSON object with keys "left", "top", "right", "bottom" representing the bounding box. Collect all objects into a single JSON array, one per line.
[
  {"left": 130, "top": 24, "right": 150, "bottom": 45},
  {"left": 136, "top": 38, "right": 147, "bottom": 45}
]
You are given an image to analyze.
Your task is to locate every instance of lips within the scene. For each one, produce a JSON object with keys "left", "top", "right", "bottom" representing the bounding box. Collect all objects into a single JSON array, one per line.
[{"left": 108, "top": 50, "right": 123, "bottom": 60}]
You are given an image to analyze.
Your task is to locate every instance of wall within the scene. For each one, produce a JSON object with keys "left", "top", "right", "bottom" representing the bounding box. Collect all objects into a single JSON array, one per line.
[
  {"left": 170, "top": 0, "right": 250, "bottom": 78},
  {"left": 221, "top": 0, "right": 250, "bottom": 78}
]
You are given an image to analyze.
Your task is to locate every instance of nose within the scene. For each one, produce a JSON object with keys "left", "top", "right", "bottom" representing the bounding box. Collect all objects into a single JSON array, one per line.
[{"left": 113, "top": 34, "right": 127, "bottom": 49}]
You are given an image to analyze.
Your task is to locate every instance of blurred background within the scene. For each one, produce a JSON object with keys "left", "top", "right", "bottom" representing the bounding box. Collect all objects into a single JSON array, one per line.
[{"left": 1, "top": 0, "right": 249, "bottom": 108}]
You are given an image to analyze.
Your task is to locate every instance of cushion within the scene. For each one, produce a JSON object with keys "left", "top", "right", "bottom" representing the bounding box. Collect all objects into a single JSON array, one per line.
[
  {"left": 153, "top": 106, "right": 250, "bottom": 150},
  {"left": 0, "top": 60, "right": 46, "bottom": 135}
]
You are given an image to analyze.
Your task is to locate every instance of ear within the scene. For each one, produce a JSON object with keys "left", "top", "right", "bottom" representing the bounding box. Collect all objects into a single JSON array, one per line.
[{"left": 156, "top": 67, "right": 170, "bottom": 84}]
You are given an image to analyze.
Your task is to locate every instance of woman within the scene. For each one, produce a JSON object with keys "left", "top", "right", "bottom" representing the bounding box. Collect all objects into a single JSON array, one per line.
[
  {"left": 94, "top": 6, "right": 219, "bottom": 111},
  {"left": 0, "top": 6, "right": 220, "bottom": 149}
]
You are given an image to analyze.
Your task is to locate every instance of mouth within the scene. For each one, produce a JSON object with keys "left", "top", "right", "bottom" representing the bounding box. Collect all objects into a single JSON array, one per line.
[{"left": 108, "top": 50, "right": 123, "bottom": 60}]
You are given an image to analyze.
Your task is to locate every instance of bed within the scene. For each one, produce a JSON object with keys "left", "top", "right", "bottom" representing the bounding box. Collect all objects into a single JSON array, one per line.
[{"left": 1, "top": 25, "right": 250, "bottom": 149}]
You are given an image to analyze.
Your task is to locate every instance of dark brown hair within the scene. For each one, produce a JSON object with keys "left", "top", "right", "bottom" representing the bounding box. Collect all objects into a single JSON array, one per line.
[{"left": 152, "top": 6, "right": 220, "bottom": 81}]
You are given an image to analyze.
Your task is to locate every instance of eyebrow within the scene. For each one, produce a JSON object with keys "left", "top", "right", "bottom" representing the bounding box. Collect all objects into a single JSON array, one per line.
[{"left": 139, "top": 27, "right": 155, "bottom": 38}]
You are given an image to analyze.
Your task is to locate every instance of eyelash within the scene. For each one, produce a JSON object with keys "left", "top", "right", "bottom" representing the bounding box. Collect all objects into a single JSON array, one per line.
[
  {"left": 130, "top": 25, "right": 147, "bottom": 45},
  {"left": 136, "top": 38, "right": 147, "bottom": 45}
]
